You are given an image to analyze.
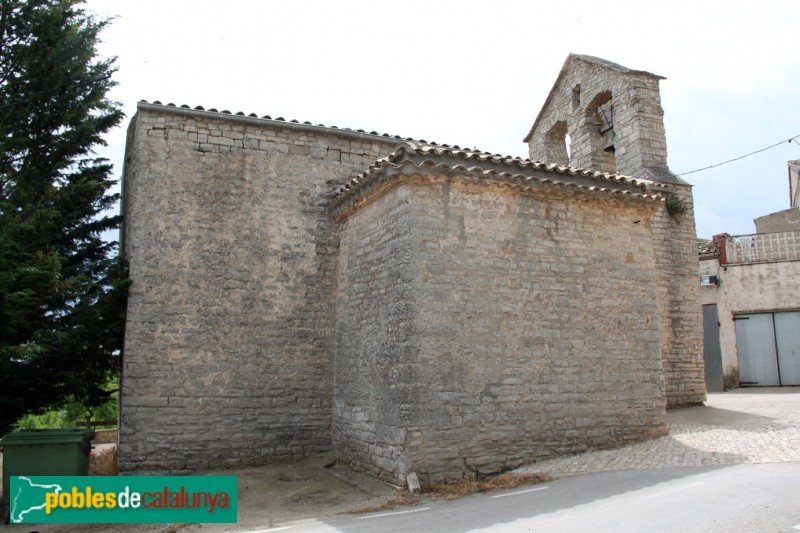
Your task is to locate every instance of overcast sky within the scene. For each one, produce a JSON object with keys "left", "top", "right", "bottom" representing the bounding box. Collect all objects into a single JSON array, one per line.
[{"left": 83, "top": 0, "right": 800, "bottom": 239}]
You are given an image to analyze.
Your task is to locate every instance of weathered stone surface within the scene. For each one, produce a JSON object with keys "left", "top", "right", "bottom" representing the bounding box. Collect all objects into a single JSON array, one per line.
[
  {"left": 524, "top": 54, "right": 706, "bottom": 407},
  {"left": 333, "top": 175, "right": 667, "bottom": 483},
  {"left": 119, "top": 54, "right": 705, "bottom": 477},
  {"left": 120, "top": 108, "right": 396, "bottom": 473},
  {"left": 651, "top": 185, "right": 707, "bottom": 406}
]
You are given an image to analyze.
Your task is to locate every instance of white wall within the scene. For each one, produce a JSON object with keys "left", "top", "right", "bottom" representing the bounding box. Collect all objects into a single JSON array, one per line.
[{"left": 700, "top": 259, "right": 800, "bottom": 386}]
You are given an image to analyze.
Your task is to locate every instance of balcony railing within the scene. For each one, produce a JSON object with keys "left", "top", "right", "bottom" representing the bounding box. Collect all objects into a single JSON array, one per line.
[{"left": 725, "top": 231, "right": 800, "bottom": 264}]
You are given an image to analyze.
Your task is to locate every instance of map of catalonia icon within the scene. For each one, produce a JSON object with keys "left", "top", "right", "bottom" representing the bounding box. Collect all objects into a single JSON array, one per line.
[{"left": 8, "top": 475, "right": 238, "bottom": 524}]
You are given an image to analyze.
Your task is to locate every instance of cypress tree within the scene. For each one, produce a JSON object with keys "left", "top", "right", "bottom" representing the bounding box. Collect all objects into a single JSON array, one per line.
[{"left": 0, "top": 0, "right": 128, "bottom": 436}]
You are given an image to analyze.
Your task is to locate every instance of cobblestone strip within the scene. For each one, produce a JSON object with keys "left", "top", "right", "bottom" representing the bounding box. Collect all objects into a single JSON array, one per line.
[{"left": 518, "top": 395, "right": 800, "bottom": 476}]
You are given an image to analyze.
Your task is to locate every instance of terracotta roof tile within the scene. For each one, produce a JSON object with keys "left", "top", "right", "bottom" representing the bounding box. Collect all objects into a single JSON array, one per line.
[
  {"left": 333, "top": 142, "right": 665, "bottom": 209},
  {"left": 698, "top": 239, "right": 719, "bottom": 256},
  {"left": 138, "top": 100, "right": 435, "bottom": 146},
  {"left": 140, "top": 100, "right": 550, "bottom": 155},
  {"left": 137, "top": 101, "right": 668, "bottom": 208}
]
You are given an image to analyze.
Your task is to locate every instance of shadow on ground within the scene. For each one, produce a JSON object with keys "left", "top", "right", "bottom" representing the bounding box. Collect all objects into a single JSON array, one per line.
[{"left": 666, "top": 404, "right": 774, "bottom": 426}]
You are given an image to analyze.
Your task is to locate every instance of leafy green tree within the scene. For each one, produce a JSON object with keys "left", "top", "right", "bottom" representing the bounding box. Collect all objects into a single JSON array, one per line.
[{"left": 0, "top": 0, "right": 129, "bottom": 436}]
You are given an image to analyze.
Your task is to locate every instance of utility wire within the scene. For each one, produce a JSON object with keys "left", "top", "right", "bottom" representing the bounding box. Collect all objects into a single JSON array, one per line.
[{"left": 676, "top": 134, "right": 800, "bottom": 176}]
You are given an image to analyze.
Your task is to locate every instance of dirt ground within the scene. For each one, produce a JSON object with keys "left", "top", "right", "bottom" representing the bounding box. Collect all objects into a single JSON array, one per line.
[{"left": 3, "top": 453, "right": 397, "bottom": 533}]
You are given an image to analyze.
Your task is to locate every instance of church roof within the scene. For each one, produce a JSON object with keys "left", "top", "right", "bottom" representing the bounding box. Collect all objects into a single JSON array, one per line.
[
  {"left": 137, "top": 100, "right": 440, "bottom": 148},
  {"left": 136, "top": 101, "right": 669, "bottom": 206},
  {"left": 332, "top": 141, "right": 665, "bottom": 211}
]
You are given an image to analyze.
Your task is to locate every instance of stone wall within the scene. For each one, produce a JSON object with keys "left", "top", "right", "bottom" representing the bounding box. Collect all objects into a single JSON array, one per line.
[
  {"left": 652, "top": 185, "right": 706, "bottom": 405},
  {"left": 332, "top": 186, "right": 417, "bottom": 480},
  {"left": 334, "top": 173, "right": 668, "bottom": 484},
  {"left": 524, "top": 55, "right": 706, "bottom": 407},
  {"left": 119, "top": 104, "right": 396, "bottom": 472},
  {"left": 121, "top": 54, "right": 706, "bottom": 475}
]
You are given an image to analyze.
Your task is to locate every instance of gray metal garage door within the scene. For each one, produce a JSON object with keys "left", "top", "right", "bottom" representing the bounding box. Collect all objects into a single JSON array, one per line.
[
  {"left": 735, "top": 311, "right": 800, "bottom": 386},
  {"left": 702, "top": 305, "right": 724, "bottom": 391},
  {"left": 774, "top": 312, "right": 800, "bottom": 385}
]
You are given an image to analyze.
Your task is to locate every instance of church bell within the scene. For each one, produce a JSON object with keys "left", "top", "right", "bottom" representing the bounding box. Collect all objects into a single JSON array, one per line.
[{"left": 603, "top": 129, "right": 616, "bottom": 153}]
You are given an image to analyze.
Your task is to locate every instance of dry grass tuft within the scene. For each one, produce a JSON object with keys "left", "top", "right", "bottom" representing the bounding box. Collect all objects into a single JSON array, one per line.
[
  {"left": 349, "top": 490, "right": 419, "bottom": 514},
  {"left": 350, "top": 472, "right": 552, "bottom": 513},
  {"left": 421, "top": 472, "right": 552, "bottom": 499}
]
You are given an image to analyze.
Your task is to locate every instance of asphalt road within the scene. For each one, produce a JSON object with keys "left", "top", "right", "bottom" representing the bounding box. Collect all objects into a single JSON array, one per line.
[{"left": 264, "top": 462, "right": 800, "bottom": 533}]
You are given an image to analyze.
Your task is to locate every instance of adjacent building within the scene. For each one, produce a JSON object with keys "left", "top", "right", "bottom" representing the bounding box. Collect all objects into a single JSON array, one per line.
[{"left": 700, "top": 160, "right": 800, "bottom": 390}]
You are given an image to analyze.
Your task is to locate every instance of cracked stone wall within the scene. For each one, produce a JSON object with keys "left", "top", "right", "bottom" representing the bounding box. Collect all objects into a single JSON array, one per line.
[
  {"left": 333, "top": 175, "right": 668, "bottom": 484},
  {"left": 119, "top": 106, "right": 396, "bottom": 472}
]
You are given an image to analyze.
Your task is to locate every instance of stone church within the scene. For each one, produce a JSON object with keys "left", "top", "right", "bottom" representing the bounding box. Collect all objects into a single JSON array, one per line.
[{"left": 119, "top": 54, "right": 706, "bottom": 483}]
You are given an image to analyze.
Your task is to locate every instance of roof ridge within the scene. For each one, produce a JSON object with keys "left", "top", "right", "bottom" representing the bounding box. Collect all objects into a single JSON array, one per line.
[
  {"left": 569, "top": 53, "right": 665, "bottom": 80},
  {"left": 393, "top": 142, "right": 649, "bottom": 183},
  {"left": 333, "top": 142, "right": 663, "bottom": 208}
]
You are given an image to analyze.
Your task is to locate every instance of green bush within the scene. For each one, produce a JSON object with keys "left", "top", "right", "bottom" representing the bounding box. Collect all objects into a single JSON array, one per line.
[
  {"left": 13, "top": 378, "right": 118, "bottom": 430},
  {"left": 665, "top": 192, "right": 688, "bottom": 217}
]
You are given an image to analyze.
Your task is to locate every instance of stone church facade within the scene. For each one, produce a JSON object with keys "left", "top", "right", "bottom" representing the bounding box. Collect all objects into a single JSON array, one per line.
[{"left": 119, "top": 54, "right": 705, "bottom": 483}]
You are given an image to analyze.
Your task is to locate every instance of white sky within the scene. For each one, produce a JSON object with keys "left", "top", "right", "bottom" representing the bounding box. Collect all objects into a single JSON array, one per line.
[{"left": 83, "top": 0, "right": 800, "bottom": 239}]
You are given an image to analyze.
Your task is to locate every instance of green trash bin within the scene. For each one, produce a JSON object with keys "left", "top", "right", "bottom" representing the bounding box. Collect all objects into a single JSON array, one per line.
[{"left": 1, "top": 429, "right": 95, "bottom": 511}]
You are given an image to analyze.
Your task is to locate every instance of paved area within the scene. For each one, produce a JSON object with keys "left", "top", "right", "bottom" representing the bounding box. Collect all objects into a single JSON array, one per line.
[{"left": 518, "top": 387, "right": 800, "bottom": 476}]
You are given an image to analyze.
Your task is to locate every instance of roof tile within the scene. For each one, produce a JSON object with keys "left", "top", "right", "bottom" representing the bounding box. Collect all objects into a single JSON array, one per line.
[
  {"left": 333, "top": 142, "right": 665, "bottom": 210},
  {"left": 136, "top": 101, "right": 667, "bottom": 207},
  {"left": 137, "top": 100, "right": 443, "bottom": 150},
  {"left": 698, "top": 239, "right": 719, "bottom": 256}
]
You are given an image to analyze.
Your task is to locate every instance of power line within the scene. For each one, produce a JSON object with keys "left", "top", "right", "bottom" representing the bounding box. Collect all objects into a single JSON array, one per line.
[{"left": 676, "top": 134, "right": 800, "bottom": 176}]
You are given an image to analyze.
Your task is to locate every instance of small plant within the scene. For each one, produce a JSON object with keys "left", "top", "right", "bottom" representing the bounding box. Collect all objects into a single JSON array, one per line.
[
  {"left": 420, "top": 472, "right": 552, "bottom": 499},
  {"left": 350, "top": 472, "right": 553, "bottom": 514},
  {"left": 665, "top": 192, "right": 688, "bottom": 217}
]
